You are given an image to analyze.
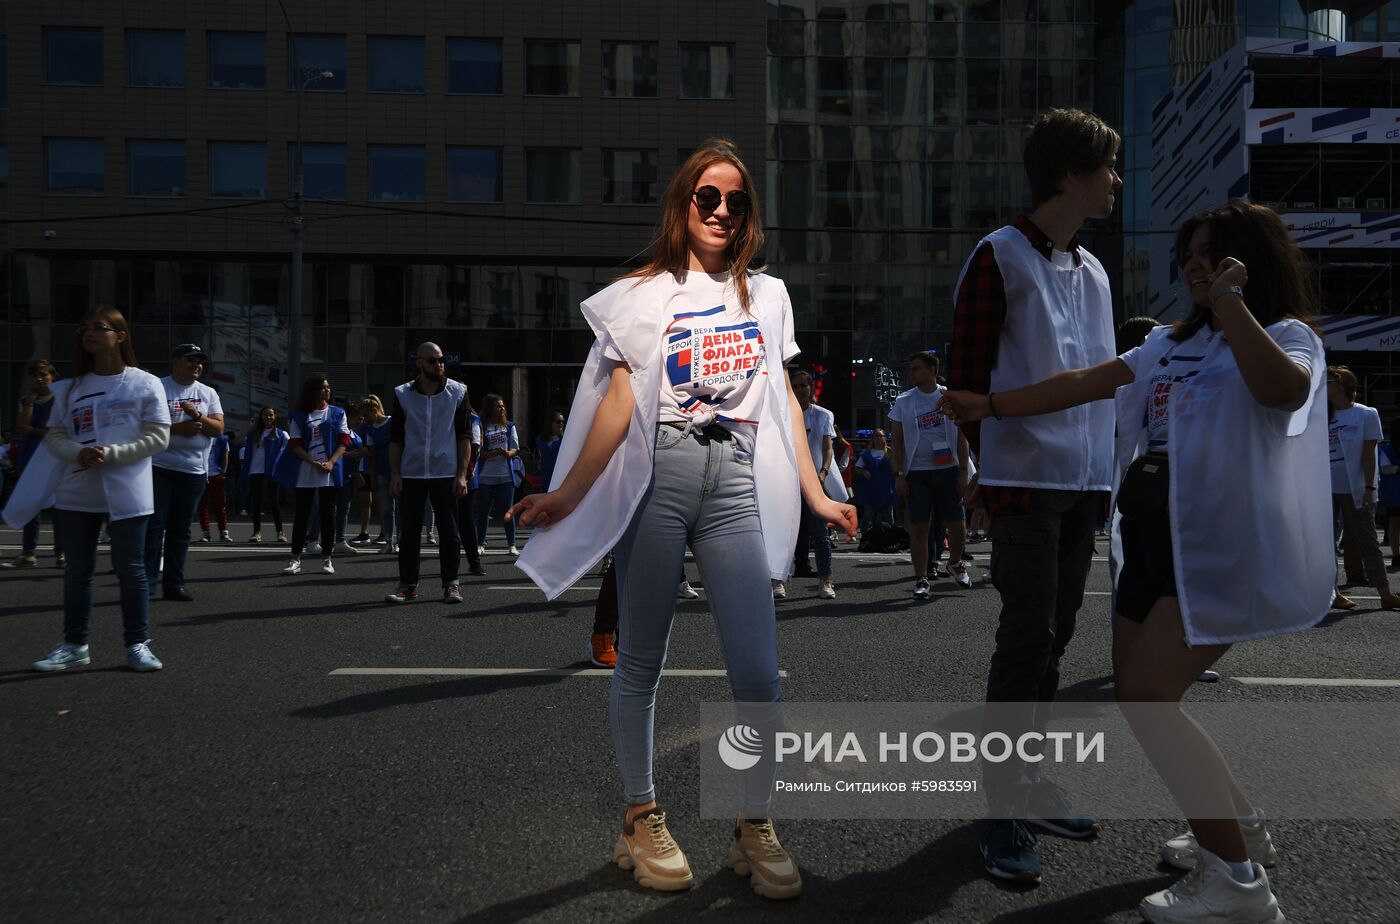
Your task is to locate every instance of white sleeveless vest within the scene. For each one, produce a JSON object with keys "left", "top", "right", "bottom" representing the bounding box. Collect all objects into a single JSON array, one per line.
[
  {"left": 393, "top": 378, "right": 468, "bottom": 480},
  {"left": 969, "top": 225, "right": 1115, "bottom": 491}
]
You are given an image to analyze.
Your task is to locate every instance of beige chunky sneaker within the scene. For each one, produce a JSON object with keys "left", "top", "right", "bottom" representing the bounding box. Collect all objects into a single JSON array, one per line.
[
  {"left": 613, "top": 807, "right": 693, "bottom": 892},
  {"left": 729, "top": 818, "right": 803, "bottom": 899}
]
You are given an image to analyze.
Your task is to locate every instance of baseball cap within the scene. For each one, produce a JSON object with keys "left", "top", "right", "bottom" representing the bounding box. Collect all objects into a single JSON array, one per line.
[{"left": 172, "top": 343, "right": 210, "bottom": 361}]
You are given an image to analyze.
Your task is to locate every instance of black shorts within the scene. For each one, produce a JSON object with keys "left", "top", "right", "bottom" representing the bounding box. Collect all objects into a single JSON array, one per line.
[{"left": 905, "top": 468, "right": 961, "bottom": 525}]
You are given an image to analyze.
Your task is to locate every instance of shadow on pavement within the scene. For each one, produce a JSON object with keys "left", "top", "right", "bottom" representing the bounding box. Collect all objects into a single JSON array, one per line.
[
  {"left": 987, "top": 874, "right": 1175, "bottom": 923},
  {"left": 453, "top": 824, "right": 990, "bottom": 923},
  {"left": 290, "top": 671, "right": 570, "bottom": 718}
]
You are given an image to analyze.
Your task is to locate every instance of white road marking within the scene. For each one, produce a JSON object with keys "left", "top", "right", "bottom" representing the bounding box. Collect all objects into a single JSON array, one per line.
[
  {"left": 1233, "top": 677, "right": 1400, "bottom": 688},
  {"left": 330, "top": 667, "right": 784, "bottom": 678}
]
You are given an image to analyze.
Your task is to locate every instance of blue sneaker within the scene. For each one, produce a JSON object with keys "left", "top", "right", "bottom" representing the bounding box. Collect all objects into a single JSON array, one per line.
[
  {"left": 126, "top": 641, "right": 163, "bottom": 672},
  {"left": 980, "top": 819, "right": 1041, "bottom": 883},
  {"left": 32, "top": 642, "right": 91, "bottom": 672},
  {"left": 1027, "top": 779, "right": 1102, "bottom": 839}
]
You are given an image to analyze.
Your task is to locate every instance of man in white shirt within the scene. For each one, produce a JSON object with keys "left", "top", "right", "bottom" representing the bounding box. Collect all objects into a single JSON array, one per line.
[
  {"left": 146, "top": 344, "right": 224, "bottom": 601},
  {"left": 789, "top": 370, "right": 837, "bottom": 600},
  {"left": 889, "top": 351, "right": 972, "bottom": 598},
  {"left": 1326, "top": 365, "right": 1400, "bottom": 609}
]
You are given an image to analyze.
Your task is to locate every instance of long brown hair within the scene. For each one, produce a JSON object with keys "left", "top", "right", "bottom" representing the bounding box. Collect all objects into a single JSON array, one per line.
[
  {"left": 72, "top": 308, "right": 138, "bottom": 377},
  {"left": 481, "top": 392, "right": 508, "bottom": 425},
  {"left": 1171, "top": 200, "right": 1317, "bottom": 342},
  {"left": 622, "top": 137, "right": 765, "bottom": 312},
  {"left": 295, "top": 373, "right": 330, "bottom": 413}
]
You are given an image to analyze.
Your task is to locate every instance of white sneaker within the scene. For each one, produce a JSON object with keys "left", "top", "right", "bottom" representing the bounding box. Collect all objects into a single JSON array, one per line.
[
  {"left": 220, "top": 530, "right": 232, "bottom": 542},
  {"left": 678, "top": 580, "right": 700, "bottom": 599},
  {"left": 282, "top": 559, "right": 302, "bottom": 575},
  {"left": 476, "top": 545, "right": 485, "bottom": 555},
  {"left": 333, "top": 540, "right": 357, "bottom": 555},
  {"left": 199, "top": 532, "right": 211, "bottom": 543},
  {"left": 771, "top": 580, "right": 786, "bottom": 599},
  {"left": 305, "top": 541, "right": 322, "bottom": 556},
  {"left": 381, "top": 541, "right": 398, "bottom": 554},
  {"left": 1139, "top": 850, "right": 1283, "bottom": 923},
  {"left": 1162, "top": 813, "right": 1278, "bottom": 871},
  {"left": 951, "top": 562, "right": 974, "bottom": 589},
  {"left": 321, "top": 559, "right": 336, "bottom": 574},
  {"left": 818, "top": 578, "right": 836, "bottom": 600},
  {"left": 913, "top": 577, "right": 931, "bottom": 599},
  {"left": 509, "top": 545, "right": 521, "bottom": 556}
]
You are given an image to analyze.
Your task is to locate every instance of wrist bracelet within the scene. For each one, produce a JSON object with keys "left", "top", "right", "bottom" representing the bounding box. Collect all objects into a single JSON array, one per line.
[
  {"left": 987, "top": 392, "right": 1004, "bottom": 421},
  {"left": 1210, "top": 285, "right": 1244, "bottom": 310}
]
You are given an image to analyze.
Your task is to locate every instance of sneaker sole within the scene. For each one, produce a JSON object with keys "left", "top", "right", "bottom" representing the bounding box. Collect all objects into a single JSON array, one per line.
[
  {"left": 1139, "top": 900, "right": 1285, "bottom": 924},
  {"left": 728, "top": 843, "right": 802, "bottom": 899},
  {"left": 33, "top": 657, "right": 90, "bottom": 672},
  {"left": 982, "top": 856, "right": 1041, "bottom": 884},
  {"left": 1027, "top": 817, "right": 1102, "bottom": 839},
  {"left": 129, "top": 661, "right": 163, "bottom": 672},
  {"left": 613, "top": 839, "right": 693, "bottom": 891}
]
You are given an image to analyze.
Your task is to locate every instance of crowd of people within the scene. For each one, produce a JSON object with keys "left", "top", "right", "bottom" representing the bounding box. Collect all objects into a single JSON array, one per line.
[{"left": 3, "top": 110, "right": 1381, "bottom": 923}]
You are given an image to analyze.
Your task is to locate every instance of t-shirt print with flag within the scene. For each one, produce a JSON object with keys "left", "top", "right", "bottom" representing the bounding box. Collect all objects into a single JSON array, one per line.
[
  {"left": 662, "top": 303, "right": 768, "bottom": 428},
  {"left": 915, "top": 404, "right": 954, "bottom": 467}
]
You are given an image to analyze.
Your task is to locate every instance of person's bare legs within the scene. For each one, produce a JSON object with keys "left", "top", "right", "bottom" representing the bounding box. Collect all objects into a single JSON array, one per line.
[
  {"left": 1114, "top": 605, "right": 1251, "bottom": 862},
  {"left": 908, "top": 517, "right": 931, "bottom": 580},
  {"left": 946, "top": 518, "right": 967, "bottom": 565}
]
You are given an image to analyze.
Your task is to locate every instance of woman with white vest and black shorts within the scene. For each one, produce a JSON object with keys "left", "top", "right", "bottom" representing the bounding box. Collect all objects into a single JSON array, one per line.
[
  {"left": 509, "top": 138, "right": 857, "bottom": 900},
  {"left": 944, "top": 200, "right": 1329, "bottom": 924},
  {"left": 29, "top": 308, "right": 172, "bottom": 673}
]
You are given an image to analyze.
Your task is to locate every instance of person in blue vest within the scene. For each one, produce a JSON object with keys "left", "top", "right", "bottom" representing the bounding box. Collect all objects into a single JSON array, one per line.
[
  {"left": 272, "top": 374, "right": 350, "bottom": 575},
  {"left": 852, "top": 427, "right": 896, "bottom": 535},
  {"left": 240, "top": 406, "right": 288, "bottom": 543},
  {"left": 4, "top": 359, "right": 65, "bottom": 568},
  {"left": 358, "top": 395, "right": 397, "bottom": 553},
  {"left": 197, "top": 430, "right": 232, "bottom": 542},
  {"left": 536, "top": 411, "right": 565, "bottom": 492},
  {"left": 332, "top": 411, "right": 370, "bottom": 554},
  {"left": 454, "top": 401, "right": 486, "bottom": 575}
]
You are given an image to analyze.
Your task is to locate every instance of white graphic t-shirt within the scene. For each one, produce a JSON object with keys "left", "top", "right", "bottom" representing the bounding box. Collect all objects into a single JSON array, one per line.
[
  {"left": 651, "top": 272, "right": 799, "bottom": 452},
  {"left": 896, "top": 388, "right": 956, "bottom": 471},
  {"left": 289, "top": 406, "right": 349, "bottom": 489},
  {"left": 802, "top": 402, "right": 836, "bottom": 473},
  {"left": 56, "top": 371, "right": 171, "bottom": 514},
  {"left": 1329, "top": 403, "right": 1383, "bottom": 496},
  {"left": 152, "top": 377, "right": 223, "bottom": 475}
]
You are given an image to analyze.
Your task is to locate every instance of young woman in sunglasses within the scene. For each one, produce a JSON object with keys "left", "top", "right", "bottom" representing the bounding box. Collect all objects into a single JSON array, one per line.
[{"left": 511, "top": 138, "right": 857, "bottom": 899}]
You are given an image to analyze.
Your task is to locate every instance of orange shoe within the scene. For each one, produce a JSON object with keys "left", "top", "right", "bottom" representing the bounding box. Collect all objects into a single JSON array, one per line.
[
  {"left": 1332, "top": 591, "right": 1358, "bottom": 610},
  {"left": 589, "top": 633, "right": 617, "bottom": 668}
]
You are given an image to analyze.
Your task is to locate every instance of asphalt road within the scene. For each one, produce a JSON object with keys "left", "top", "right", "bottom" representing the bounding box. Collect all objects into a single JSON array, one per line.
[{"left": 3, "top": 519, "right": 1398, "bottom": 923}]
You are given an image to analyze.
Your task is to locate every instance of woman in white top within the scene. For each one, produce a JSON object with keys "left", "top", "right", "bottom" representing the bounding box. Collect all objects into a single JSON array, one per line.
[
  {"left": 945, "top": 201, "right": 1327, "bottom": 924},
  {"left": 474, "top": 393, "right": 521, "bottom": 555},
  {"left": 510, "top": 139, "right": 857, "bottom": 899},
  {"left": 33, "top": 308, "right": 172, "bottom": 673}
]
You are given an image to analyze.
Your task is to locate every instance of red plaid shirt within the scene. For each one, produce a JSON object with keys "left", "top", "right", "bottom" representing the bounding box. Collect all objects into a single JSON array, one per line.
[{"left": 947, "top": 216, "right": 1081, "bottom": 516}]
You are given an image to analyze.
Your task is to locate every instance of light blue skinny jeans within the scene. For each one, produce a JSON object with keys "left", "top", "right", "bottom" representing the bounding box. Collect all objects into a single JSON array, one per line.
[{"left": 611, "top": 424, "right": 783, "bottom": 816}]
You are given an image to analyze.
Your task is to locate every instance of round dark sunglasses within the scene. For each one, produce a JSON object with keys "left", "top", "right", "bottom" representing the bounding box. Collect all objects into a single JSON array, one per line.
[{"left": 692, "top": 185, "right": 752, "bottom": 216}]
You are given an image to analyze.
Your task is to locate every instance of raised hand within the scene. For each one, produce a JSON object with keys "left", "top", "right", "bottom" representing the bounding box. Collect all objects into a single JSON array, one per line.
[{"left": 940, "top": 391, "right": 992, "bottom": 425}]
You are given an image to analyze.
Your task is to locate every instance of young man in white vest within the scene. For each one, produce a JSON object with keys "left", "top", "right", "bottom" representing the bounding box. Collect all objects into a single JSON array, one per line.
[
  {"left": 888, "top": 350, "right": 972, "bottom": 598},
  {"left": 948, "top": 108, "right": 1121, "bottom": 884},
  {"left": 147, "top": 343, "right": 224, "bottom": 602},
  {"left": 383, "top": 342, "right": 472, "bottom": 605}
]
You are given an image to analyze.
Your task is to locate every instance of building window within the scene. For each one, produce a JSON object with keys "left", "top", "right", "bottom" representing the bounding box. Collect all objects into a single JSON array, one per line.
[
  {"left": 289, "top": 35, "right": 347, "bottom": 90},
  {"left": 128, "top": 30, "right": 184, "bottom": 87},
  {"left": 46, "top": 28, "right": 104, "bottom": 86},
  {"left": 128, "top": 140, "right": 186, "bottom": 196},
  {"left": 526, "top": 40, "right": 580, "bottom": 95},
  {"left": 604, "top": 149, "right": 658, "bottom": 204},
  {"left": 448, "top": 147, "right": 503, "bottom": 203},
  {"left": 526, "top": 148, "right": 580, "bottom": 203},
  {"left": 447, "top": 38, "right": 502, "bottom": 93},
  {"left": 680, "top": 43, "right": 734, "bottom": 99},
  {"left": 369, "top": 145, "right": 426, "bottom": 201},
  {"left": 209, "top": 32, "right": 265, "bottom": 89},
  {"left": 0, "top": 38, "right": 8, "bottom": 106},
  {"left": 209, "top": 142, "right": 267, "bottom": 198},
  {"left": 368, "top": 36, "right": 425, "bottom": 93},
  {"left": 603, "top": 42, "right": 658, "bottom": 97},
  {"left": 46, "top": 139, "right": 105, "bottom": 194},
  {"left": 290, "top": 143, "right": 347, "bottom": 200}
]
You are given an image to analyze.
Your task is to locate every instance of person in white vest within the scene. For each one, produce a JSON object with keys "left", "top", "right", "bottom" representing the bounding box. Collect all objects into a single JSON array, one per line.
[
  {"left": 30, "top": 309, "right": 172, "bottom": 672},
  {"left": 946, "top": 199, "right": 1328, "bottom": 924},
  {"left": 508, "top": 138, "right": 856, "bottom": 900},
  {"left": 946, "top": 107, "right": 1120, "bottom": 885},
  {"left": 1324, "top": 365, "right": 1400, "bottom": 611},
  {"left": 888, "top": 350, "right": 972, "bottom": 598},
  {"left": 787, "top": 369, "right": 841, "bottom": 600},
  {"left": 383, "top": 342, "right": 472, "bottom": 605},
  {"left": 146, "top": 343, "right": 224, "bottom": 602}
]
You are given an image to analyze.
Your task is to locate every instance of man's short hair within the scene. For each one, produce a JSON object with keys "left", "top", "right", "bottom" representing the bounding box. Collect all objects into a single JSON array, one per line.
[
  {"left": 1024, "top": 108, "right": 1121, "bottom": 207},
  {"left": 906, "top": 351, "right": 939, "bottom": 371},
  {"left": 789, "top": 369, "right": 813, "bottom": 386},
  {"left": 27, "top": 358, "right": 57, "bottom": 379},
  {"left": 1329, "top": 365, "right": 1358, "bottom": 400}
]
